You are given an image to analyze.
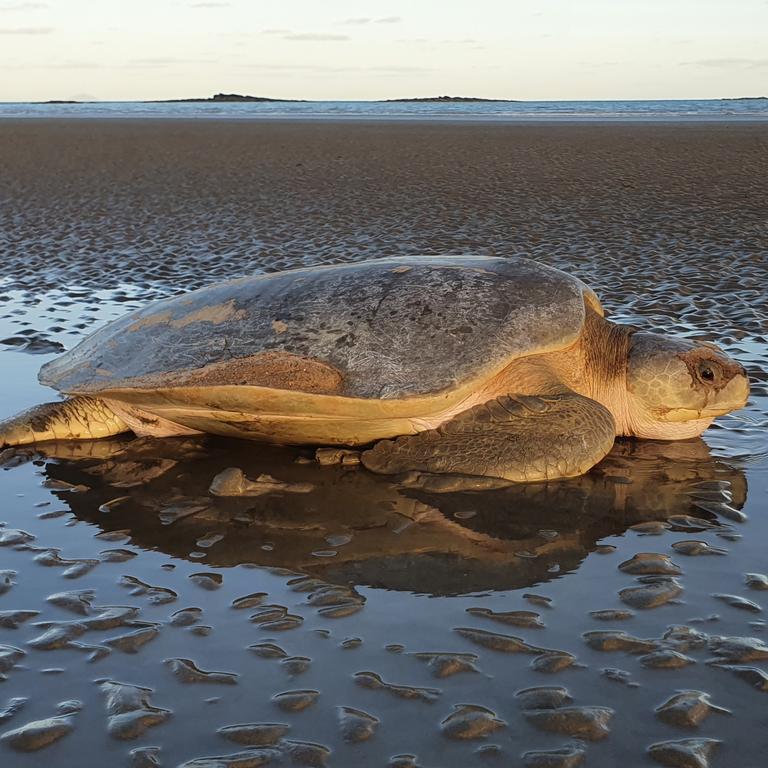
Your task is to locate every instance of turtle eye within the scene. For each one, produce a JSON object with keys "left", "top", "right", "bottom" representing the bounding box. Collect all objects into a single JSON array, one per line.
[{"left": 697, "top": 361, "right": 718, "bottom": 383}]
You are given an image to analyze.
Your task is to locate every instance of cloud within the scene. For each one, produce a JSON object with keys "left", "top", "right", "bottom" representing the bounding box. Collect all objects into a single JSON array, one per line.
[
  {"left": 683, "top": 57, "right": 768, "bottom": 69},
  {"left": 0, "top": 2, "right": 47, "bottom": 9},
  {"left": 368, "top": 64, "right": 431, "bottom": 73},
  {"left": 247, "top": 63, "right": 355, "bottom": 74},
  {"left": 397, "top": 37, "right": 477, "bottom": 46},
  {"left": 245, "top": 62, "right": 432, "bottom": 75},
  {"left": 340, "top": 16, "right": 401, "bottom": 25},
  {"left": 190, "top": 1, "right": 230, "bottom": 6},
  {"left": 58, "top": 59, "right": 102, "bottom": 69},
  {"left": 0, "top": 25, "right": 51, "bottom": 33},
  {"left": 125, "top": 56, "right": 216, "bottom": 68},
  {"left": 263, "top": 29, "right": 353, "bottom": 41},
  {"left": 581, "top": 60, "right": 622, "bottom": 68},
  {"left": 283, "top": 32, "right": 349, "bottom": 41},
  {"left": 2, "top": 59, "right": 94, "bottom": 71}
]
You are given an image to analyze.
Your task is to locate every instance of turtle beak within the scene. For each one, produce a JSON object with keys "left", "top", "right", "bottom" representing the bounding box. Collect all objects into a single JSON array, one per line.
[
  {"left": 702, "top": 362, "right": 750, "bottom": 417},
  {"left": 658, "top": 357, "right": 749, "bottom": 423}
]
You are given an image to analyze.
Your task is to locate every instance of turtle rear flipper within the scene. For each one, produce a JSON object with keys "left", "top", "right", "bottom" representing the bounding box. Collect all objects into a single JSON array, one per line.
[
  {"left": 0, "top": 397, "right": 130, "bottom": 447},
  {"left": 361, "top": 393, "right": 616, "bottom": 483}
]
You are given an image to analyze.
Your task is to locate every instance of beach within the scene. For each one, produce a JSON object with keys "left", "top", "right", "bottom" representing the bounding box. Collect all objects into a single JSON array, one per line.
[
  {"left": 0, "top": 119, "right": 767, "bottom": 766},
  {"left": 1, "top": 119, "right": 766, "bottom": 297}
]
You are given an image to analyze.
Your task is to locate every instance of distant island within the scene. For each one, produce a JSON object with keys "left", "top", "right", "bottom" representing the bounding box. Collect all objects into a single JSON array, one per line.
[
  {"left": 154, "top": 93, "right": 302, "bottom": 103},
  {"left": 723, "top": 96, "right": 767, "bottom": 101},
  {"left": 381, "top": 95, "right": 517, "bottom": 103}
]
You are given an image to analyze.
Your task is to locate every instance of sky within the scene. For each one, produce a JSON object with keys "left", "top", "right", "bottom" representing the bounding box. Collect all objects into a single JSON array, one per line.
[{"left": 1, "top": 0, "right": 767, "bottom": 101}]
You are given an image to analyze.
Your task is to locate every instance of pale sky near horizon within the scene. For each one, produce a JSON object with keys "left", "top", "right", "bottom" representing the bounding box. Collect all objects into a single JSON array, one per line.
[{"left": 1, "top": 0, "right": 767, "bottom": 102}]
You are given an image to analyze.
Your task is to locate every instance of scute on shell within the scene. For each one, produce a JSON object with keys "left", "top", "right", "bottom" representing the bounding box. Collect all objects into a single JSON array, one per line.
[{"left": 40, "top": 256, "right": 600, "bottom": 402}]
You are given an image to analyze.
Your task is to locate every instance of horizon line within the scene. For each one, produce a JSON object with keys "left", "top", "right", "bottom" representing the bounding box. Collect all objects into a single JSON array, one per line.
[{"left": 2, "top": 95, "right": 767, "bottom": 104}]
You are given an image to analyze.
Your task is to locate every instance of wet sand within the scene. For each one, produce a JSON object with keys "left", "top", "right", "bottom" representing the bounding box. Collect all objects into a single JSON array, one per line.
[
  {"left": 0, "top": 119, "right": 766, "bottom": 297},
  {"left": 0, "top": 119, "right": 767, "bottom": 767}
]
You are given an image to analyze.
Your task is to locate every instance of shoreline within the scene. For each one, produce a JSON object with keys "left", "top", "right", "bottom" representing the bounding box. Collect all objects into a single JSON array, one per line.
[{"left": 2, "top": 115, "right": 768, "bottom": 125}]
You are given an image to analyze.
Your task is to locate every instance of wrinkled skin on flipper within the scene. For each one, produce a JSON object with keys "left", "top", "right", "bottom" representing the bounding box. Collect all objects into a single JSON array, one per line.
[
  {"left": 0, "top": 397, "right": 129, "bottom": 447},
  {"left": 362, "top": 393, "right": 617, "bottom": 483}
]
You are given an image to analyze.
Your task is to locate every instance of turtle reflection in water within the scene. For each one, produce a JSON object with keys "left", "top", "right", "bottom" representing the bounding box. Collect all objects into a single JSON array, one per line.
[
  {"left": 0, "top": 256, "right": 749, "bottom": 484},
  {"left": 21, "top": 435, "right": 746, "bottom": 596}
]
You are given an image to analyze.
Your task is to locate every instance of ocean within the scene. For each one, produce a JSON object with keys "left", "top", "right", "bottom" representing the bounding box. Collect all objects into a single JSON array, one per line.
[{"left": 1, "top": 97, "right": 768, "bottom": 120}]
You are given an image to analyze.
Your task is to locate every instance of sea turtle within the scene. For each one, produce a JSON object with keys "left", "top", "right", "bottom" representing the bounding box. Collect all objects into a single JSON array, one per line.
[{"left": 0, "top": 256, "right": 749, "bottom": 482}]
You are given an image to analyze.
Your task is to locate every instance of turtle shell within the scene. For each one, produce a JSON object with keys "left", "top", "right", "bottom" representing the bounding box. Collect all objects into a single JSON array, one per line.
[{"left": 40, "top": 256, "right": 601, "bottom": 401}]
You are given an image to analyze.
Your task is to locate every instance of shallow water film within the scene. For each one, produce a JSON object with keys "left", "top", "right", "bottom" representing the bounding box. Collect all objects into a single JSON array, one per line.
[{"left": 0, "top": 121, "right": 767, "bottom": 767}]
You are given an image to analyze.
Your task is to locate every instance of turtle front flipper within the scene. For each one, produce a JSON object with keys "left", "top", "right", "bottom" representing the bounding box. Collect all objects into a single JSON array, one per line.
[
  {"left": 0, "top": 397, "right": 130, "bottom": 447},
  {"left": 362, "top": 393, "right": 616, "bottom": 483}
]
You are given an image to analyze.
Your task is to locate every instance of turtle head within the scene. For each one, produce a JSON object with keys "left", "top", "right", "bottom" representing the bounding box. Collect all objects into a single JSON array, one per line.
[{"left": 625, "top": 332, "right": 749, "bottom": 439}]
